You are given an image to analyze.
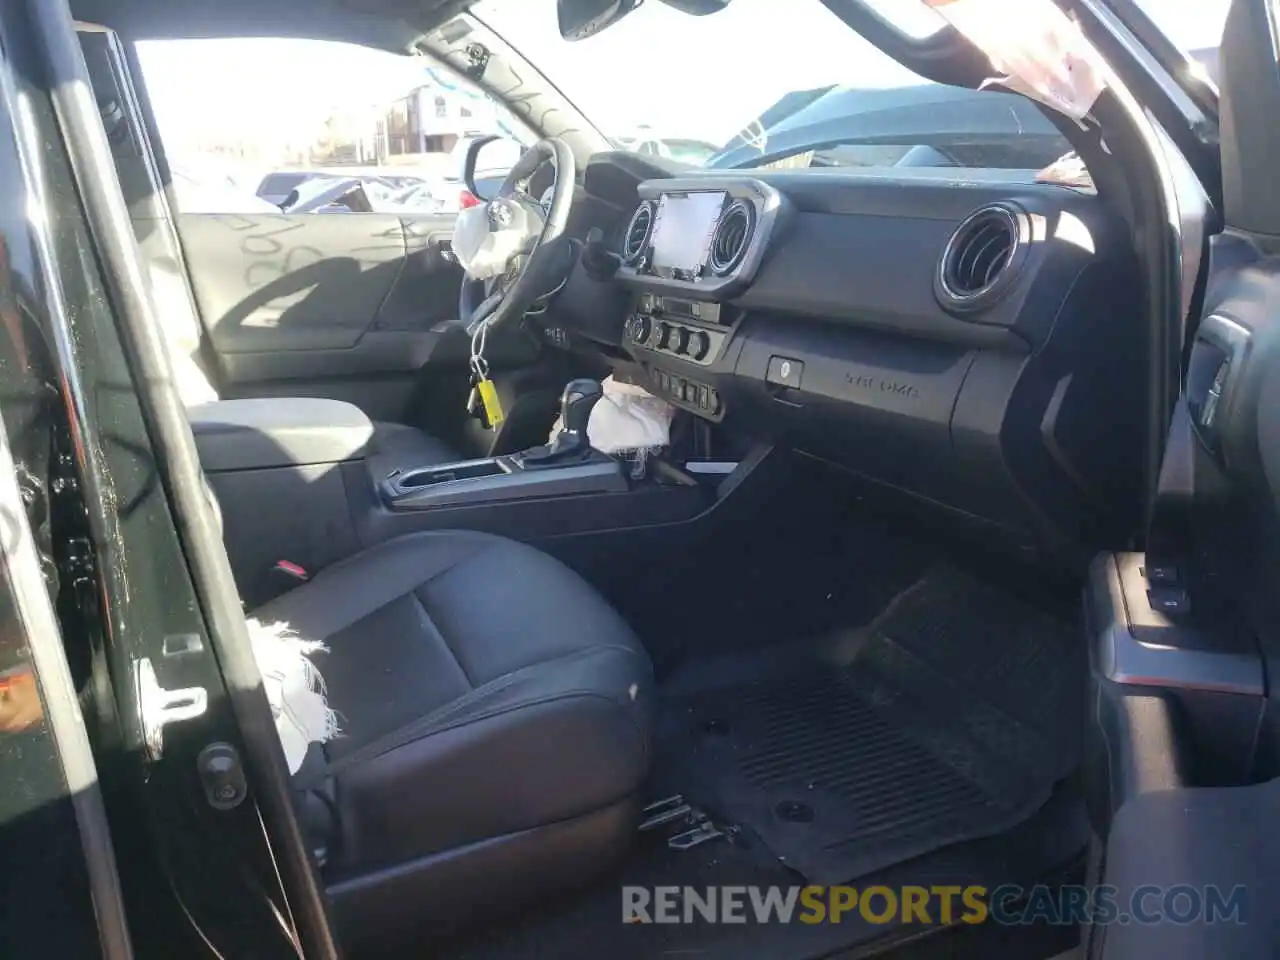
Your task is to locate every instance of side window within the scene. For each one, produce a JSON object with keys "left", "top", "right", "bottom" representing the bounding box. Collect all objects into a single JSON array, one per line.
[{"left": 133, "top": 38, "right": 531, "bottom": 215}]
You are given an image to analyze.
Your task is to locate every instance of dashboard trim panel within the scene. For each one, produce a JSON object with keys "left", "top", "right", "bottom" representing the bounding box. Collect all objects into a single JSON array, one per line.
[{"left": 564, "top": 153, "right": 1147, "bottom": 561}]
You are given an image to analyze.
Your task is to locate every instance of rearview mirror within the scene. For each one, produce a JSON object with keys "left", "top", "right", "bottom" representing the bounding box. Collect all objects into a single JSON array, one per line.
[{"left": 557, "top": 0, "right": 642, "bottom": 40}]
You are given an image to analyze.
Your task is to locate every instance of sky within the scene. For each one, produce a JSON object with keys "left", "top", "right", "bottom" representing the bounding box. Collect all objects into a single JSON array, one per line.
[{"left": 137, "top": 0, "right": 1233, "bottom": 160}]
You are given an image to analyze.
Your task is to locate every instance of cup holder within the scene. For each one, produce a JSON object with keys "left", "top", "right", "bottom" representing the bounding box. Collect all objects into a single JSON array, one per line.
[
  {"left": 380, "top": 453, "right": 629, "bottom": 511},
  {"left": 396, "top": 460, "right": 505, "bottom": 489}
]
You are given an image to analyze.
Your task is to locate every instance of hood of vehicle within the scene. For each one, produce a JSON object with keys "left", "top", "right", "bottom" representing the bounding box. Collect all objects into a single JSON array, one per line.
[{"left": 709, "top": 83, "right": 1061, "bottom": 169}]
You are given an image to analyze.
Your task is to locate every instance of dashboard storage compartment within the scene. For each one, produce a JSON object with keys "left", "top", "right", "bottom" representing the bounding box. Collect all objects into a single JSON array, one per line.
[{"left": 732, "top": 314, "right": 974, "bottom": 496}]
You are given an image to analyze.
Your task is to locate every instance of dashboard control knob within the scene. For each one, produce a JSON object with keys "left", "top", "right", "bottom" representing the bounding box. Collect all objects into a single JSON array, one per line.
[
  {"left": 690, "top": 330, "right": 712, "bottom": 361},
  {"left": 630, "top": 314, "right": 652, "bottom": 344},
  {"left": 657, "top": 322, "right": 675, "bottom": 350},
  {"left": 671, "top": 326, "right": 691, "bottom": 355}
]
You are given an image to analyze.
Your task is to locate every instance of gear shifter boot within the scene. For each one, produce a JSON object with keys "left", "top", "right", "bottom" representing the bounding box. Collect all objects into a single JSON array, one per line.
[{"left": 519, "top": 379, "right": 604, "bottom": 467}]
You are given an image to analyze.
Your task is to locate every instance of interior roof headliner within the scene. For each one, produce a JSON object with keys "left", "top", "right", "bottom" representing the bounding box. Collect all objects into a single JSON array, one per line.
[{"left": 69, "top": 0, "right": 473, "bottom": 51}]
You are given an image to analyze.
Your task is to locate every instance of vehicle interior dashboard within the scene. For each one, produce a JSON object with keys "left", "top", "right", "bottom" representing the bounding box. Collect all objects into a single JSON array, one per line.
[{"left": 535, "top": 150, "right": 1147, "bottom": 564}]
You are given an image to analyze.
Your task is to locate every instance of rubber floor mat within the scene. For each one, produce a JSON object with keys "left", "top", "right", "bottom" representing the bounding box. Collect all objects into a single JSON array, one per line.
[{"left": 667, "top": 569, "right": 1083, "bottom": 884}]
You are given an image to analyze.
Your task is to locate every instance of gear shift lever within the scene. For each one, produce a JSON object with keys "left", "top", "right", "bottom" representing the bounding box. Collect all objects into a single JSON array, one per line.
[
  {"left": 559, "top": 378, "right": 603, "bottom": 439},
  {"left": 519, "top": 379, "right": 604, "bottom": 467}
]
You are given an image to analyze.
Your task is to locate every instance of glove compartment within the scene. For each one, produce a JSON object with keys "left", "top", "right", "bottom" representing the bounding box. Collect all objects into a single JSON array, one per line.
[{"left": 730, "top": 313, "right": 975, "bottom": 499}]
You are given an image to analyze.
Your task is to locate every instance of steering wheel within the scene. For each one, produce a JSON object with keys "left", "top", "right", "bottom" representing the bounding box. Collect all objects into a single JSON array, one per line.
[{"left": 459, "top": 137, "right": 577, "bottom": 337}]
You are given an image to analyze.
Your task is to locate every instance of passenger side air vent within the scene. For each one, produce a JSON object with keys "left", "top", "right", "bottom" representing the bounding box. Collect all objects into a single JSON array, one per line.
[
  {"left": 621, "top": 201, "right": 654, "bottom": 264},
  {"left": 935, "top": 204, "right": 1027, "bottom": 313},
  {"left": 709, "top": 199, "right": 755, "bottom": 276}
]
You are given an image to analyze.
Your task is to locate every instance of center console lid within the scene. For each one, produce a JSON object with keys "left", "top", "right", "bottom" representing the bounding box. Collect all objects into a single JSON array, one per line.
[{"left": 189, "top": 398, "right": 374, "bottom": 472}]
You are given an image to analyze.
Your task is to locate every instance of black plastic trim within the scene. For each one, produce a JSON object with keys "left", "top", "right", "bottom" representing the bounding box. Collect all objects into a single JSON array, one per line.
[
  {"left": 1088, "top": 553, "right": 1262, "bottom": 695},
  {"left": 0, "top": 330, "right": 133, "bottom": 959}
]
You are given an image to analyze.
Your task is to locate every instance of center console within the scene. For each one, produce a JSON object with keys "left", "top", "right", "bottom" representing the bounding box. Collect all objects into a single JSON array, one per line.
[
  {"left": 377, "top": 379, "right": 628, "bottom": 508},
  {"left": 624, "top": 295, "right": 730, "bottom": 420},
  {"left": 191, "top": 388, "right": 777, "bottom": 608},
  {"left": 626, "top": 296, "right": 728, "bottom": 366},
  {"left": 352, "top": 372, "right": 779, "bottom": 596},
  {"left": 611, "top": 177, "right": 790, "bottom": 428}
]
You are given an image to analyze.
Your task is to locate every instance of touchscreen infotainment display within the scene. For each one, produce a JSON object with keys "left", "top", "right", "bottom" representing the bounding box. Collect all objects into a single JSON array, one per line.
[{"left": 650, "top": 191, "right": 727, "bottom": 274}]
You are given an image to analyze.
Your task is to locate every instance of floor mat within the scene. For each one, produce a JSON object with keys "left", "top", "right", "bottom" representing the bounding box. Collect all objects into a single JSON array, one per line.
[
  {"left": 443, "top": 784, "right": 1087, "bottom": 960},
  {"left": 663, "top": 567, "right": 1083, "bottom": 884}
]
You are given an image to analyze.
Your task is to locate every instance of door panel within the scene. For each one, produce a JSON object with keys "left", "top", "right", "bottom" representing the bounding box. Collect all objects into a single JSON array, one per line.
[
  {"left": 80, "top": 26, "right": 475, "bottom": 424},
  {"left": 178, "top": 211, "right": 462, "bottom": 361},
  {"left": 175, "top": 210, "right": 467, "bottom": 421},
  {"left": 1084, "top": 2, "right": 1280, "bottom": 957}
]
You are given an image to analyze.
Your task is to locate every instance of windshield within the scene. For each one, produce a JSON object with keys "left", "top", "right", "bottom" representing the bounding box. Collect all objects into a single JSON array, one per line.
[{"left": 473, "top": 0, "right": 1071, "bottom": 173}]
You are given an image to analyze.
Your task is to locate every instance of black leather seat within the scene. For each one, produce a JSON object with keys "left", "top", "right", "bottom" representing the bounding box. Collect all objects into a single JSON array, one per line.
[{"left": 253, "top": 530, "right": 653, "bottom": 948}]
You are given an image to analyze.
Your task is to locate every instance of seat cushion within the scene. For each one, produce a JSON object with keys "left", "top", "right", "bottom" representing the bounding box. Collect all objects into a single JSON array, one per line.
[
  {"left": 254, "top": 530, "right": 652, "bottom": 871},
  {"left": 370, "top": 420, "right": 460, "bottom": 466}
]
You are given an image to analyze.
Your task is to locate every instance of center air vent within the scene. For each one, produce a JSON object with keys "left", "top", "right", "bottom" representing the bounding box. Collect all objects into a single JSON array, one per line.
[
  {"left": 621, "top": 201, "right": 654, "bottom": 264},
  {"left": 709, "top": 199, "right": 755, "bottom": 276},
  {"left": 936, "top": 204, "right": 1026, "bottom": 313}
]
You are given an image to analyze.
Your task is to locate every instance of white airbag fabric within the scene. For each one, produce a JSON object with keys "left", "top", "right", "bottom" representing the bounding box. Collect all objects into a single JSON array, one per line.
[
  {"left": 453, "top": 203, "right": 525, "bottom": 281},
  {"left": 248, "top": 618, "right": 338, "bottom": 775},
  {"left": 550, "top": 376, "right": 673, "bottom": 454},
  {"left": 924, "top": 0, "right": 1108, "bottom": 121}
]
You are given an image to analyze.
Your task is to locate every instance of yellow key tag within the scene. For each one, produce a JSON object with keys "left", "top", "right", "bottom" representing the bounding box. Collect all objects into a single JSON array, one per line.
[{"left": 477, "top": 378, "right": 504, "bottom": 428}]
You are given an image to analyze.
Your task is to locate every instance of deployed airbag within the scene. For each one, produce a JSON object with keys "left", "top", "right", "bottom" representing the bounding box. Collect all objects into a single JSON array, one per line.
[
  {"left": 454, "top": 195, "right": 545, "bottom": 281},
  {"left": 549, "top": 376, "right": 674, "bottom": 454}
]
